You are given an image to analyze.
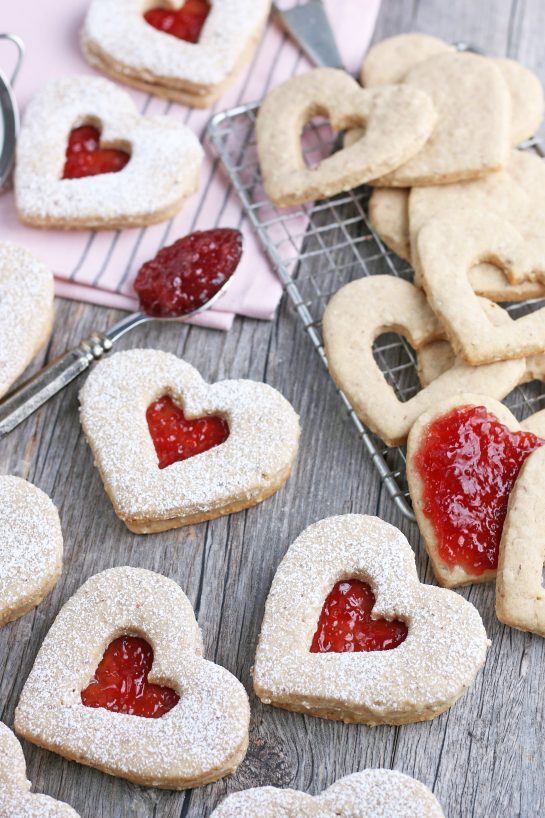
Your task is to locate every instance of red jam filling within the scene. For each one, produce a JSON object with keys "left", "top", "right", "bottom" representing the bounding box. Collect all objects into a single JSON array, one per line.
[
  {"left": 146, "top": 395, "right": 229, "bottom": 469},
  {"left": 414, "top": 405, "right": 544, "bottom": 575},
  {"left": 134, "top": 228, "right": 243, "bottom": 318},
  {"left": 63, "top": 125, "right": 130, "bottom": 179},
  {"left": 144, "top": 0, "right": 210, "bottom": 43},
  {"left": 310, "top": 579, "right": 408, "bottom": 653},
  {"left": 81, "top": 636, "right": 179, "bottom": 718}
]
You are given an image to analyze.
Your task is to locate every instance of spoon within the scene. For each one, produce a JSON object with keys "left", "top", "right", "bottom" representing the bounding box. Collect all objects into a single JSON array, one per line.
[{"left": 0, "top": 230, "right": 239, "bottom": 439}]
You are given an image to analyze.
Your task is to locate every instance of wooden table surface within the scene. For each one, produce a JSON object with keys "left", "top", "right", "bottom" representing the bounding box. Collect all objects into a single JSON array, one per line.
[{"left": 2, "top": 2, "right": 545, "bottom": 817}]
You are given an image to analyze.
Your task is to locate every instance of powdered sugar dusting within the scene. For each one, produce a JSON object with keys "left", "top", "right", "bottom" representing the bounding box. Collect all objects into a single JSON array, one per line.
[
  {"left": 210, "top": 769, "right": 445, "bottom": 818},
  {"left": 0, "top": 723, "right": 30, "bottom": 790},
  {"left": 83, "top": 0, "right": 271, "bottom": 92},
  {"left": 0, "top": 476, "right": 63, "bottom": 627},
  {"left": 15, "top": 567, "right": 250, "bottom": 789},
  {"left": 0, "top": 242, "right": 54, "bottom": 398},
  {"left": 0, "top": 787, "right": 81, "bottom": 818},
  {"left": 253, "top": 515, "right": 489, "bottom": 724},
  {"left": 78, "top": 349, "right": 300, "bottom": 528},
  {"left": 15, "top": 76, "right": 203, "bottom": 228}
]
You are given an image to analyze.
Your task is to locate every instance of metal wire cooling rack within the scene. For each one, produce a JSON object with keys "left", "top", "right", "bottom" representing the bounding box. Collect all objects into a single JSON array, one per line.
[{"left": 207, "top": 104, "right": 545, "bottom": 523}]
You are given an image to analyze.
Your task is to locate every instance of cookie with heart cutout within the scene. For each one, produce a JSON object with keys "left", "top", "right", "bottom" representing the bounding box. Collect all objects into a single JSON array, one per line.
[
  {"left": 253, "top": 514, "right": 488, "bottom": 725},
  {"left": 209, "top": 770, "right": 445, "bottom": 818},
  {"left": 0, "top": 722, "right": 81, "bottom": 817},
  {"left": 15, "top": 76, "right": 203, "bottom": 230},
  {"left": 0, "top": 242, "right": 54, "bottom": 400},
  {"left": 256, "top": 67, "right": 436, "bottom": 207},
  {"left": 321, "top": 276, "right": 525, "bottom": 446},
  {"left": 407, "top": 394, "right": 545, "bottom": 589},
  {"left": 79, "top": 349, "right": 300, "bottom": 533},
  {"left": 0, "top": 476, "right": 63, "bottom": 628},
  {"left": 496, "top": 445, "right": 545, "bottom": 636},
  {"left": 15, "top": 566, "right": 250, "bottom": 789},
  {"left": 416, "top": 210, "right": 545, "bottom": 365},
  {"left": 82, "top": 0, "right": 271, "bottom": 108}
]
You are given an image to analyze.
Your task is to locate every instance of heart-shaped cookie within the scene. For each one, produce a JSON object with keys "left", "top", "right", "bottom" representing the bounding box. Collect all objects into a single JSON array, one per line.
[
  {"left": 15, "top": 76, "right": 203, "bottom": 230},
  {"left": 0, "top": 476, "right": 63, "bottom": 627},
  {"left": 15, "top": 566, "right": 250, "bottom": 789},
  {"left": 256, "top": 67, "right": 436, "bottom": 207},
  {"left": 417, "top": 211, "right": 545, "bottom": 364},
  {"left": 210, "top": 769, "right": 445, "bottom": 818},
  {"left": 0, "top": 242, "right": 54, "bottom": 399},
  {"left": 253, "top": 515, "right": 488, "bottom": 724},
  {"left": 372, "top": 52, "right": 511, "bottom": 186},
  {"left": 0, "top": 722, "right": 80, "bottom": 817},
  {"left": 322, "top": 276, "right": 525, "bottom": 446},
  {"left": 496, "top": 445, "right": 545, "bottom": 636},
  {"left": 407, "top": 394, "right": 545, "bottom": 588},
  {"left": 82, "top": 0, "right": 271, "bottom": 107},
  {"left": 79, "top": 349, "right": 300, "bottom": 533}
]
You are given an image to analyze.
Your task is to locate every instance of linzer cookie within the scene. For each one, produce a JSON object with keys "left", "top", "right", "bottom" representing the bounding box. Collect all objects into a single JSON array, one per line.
[
  {"left": 256, "top": 67, "right": 436, "bottom": 207},
  {"left": 209, "top": 769, "right": 445, "bottom": 818},
  {"left": 0, "top": 242, "right": 54, "bottom": 399},
  {"left": 79, "top": 349, "right": 300, "bottom": 532},
  {"left": 82, "top": 0, "right": 271, "bottom": 108},
  {"left": 0, "top": 476, "right": 63, "bottom": 627},
  {"left": 322, "top": 276, "right": 524, "bottom": 446},
  {"left": 15, "top": 567, "right": 250, "bottom": 789},
  {"left": 0, "top": 722, "right": 81, "bottom": 817},
  {"left": 407, "top": 394, "right": 545, "bottom": 588},
  {"left": 15, "top": 76, "right": 203, "bottom": 230},
  {"left": 253, "top": 515, "right": 488, "bottom": 724}
]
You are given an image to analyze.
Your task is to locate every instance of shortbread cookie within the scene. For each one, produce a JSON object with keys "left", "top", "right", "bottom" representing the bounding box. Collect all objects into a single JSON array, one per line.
[
  {"left": 361, "top": 34, "right": 544, "bottom": 145},
  {"left": 0, "top": 476, "right": 63, "bottom": 627},
  {"left": 407, "top": 394, "right": 545, "bottom": 588},
  {"left": 368, "top": 188, "right": 411, "bottom": 261},
  {"left": 253, "top": 515, "right": 488, "bottom": 724},
  {"left": 372, "top": 52, "right": 511, "bottom": 187},
  {"left": 496, "top": 445, "right": 545, "bottom": 636},
  {"left": 416, "top": 211, "right": 545, "bottom": 364},
  {"left": 82, "top": 0, "right": 271, "bottom": 108},
  {"left": 257, "top": 67, "right": 436, "bottom": 207},
  {"left": 15, "top": 76, "right": 203, "bottom": 230},
  {"left": 15, "top": 567, "right": 250, "bottom": 789},
  {"left": 210, "top": 769, "right": 445, "bottom": 818},
  {"left": 0, "top": 723, "right": 81, "bottom": 817},
  {"left": 0, "top": 242, "right": 54, "bottom": 399},
  {"left": 322, "top": 276, "right": 524, "bottom": 446},
  {"left": 79, "top": 349, "right": 300, "bottom": 532}
]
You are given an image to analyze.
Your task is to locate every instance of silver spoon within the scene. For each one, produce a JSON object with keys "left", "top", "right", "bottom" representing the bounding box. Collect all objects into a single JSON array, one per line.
[
  {"left": 0, "top": 33, "right": 24, "bottom": 192},
  {"left": 0, "top": 275, "right": 235, "bottom": 439}
]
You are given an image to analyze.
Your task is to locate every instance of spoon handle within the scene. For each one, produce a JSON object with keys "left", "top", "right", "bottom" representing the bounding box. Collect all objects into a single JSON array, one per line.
[{"left": 0, "top": 332, "right": 112, "bottom": 439}]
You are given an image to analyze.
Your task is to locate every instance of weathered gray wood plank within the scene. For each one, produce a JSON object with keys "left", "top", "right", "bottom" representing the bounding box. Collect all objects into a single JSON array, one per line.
[{"left": 1, "top": 2, "right": 544, "bottom": 816}]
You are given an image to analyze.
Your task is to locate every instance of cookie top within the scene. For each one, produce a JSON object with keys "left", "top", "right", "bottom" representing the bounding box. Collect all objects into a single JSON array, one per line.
[
  {"left": 0, "top": 242, "right": 54, "bottom": 399},
  {"left": 0, "top": 722, "right": 30, "bottom": 790},
  {"left": 210, "top": 769, "right": 445, "bottom": 818},
  {"left": 361, "top": 33, "right": 452, "bottom": 87}
]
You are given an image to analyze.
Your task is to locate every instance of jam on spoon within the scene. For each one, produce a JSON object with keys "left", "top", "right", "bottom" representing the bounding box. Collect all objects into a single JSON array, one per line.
[
  {"left": 63, "top": 125, "right": 130, "bottom": 179},
  {"left": 144, "top": 0, "right": 210, "bottom": 43},
  {"left": 81, "top": 635, "right": 179, "bottom": 718}
]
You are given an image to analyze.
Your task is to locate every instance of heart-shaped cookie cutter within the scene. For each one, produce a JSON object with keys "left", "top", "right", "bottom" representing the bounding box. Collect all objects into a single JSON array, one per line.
[{"left": 0, "top": 33, "right": 24, "bottom": 192}]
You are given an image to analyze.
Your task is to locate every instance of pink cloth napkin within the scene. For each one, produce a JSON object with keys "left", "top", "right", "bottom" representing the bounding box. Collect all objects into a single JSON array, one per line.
[{"left": 0, "top": 0, "right": 381, "bottom": 329}]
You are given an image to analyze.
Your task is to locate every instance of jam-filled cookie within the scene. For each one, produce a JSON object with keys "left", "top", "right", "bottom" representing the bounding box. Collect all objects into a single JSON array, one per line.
[
  {"left": 79, "top": 349, "right": 300, "bottom": 533},
  {"left": 15, "top": 567, "right": 250, "bottom": 789}
]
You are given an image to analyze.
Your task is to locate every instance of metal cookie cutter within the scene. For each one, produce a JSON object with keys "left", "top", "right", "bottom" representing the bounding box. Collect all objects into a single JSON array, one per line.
[{"left": 0, "top": 33, "right": 25, "bottom": 192}]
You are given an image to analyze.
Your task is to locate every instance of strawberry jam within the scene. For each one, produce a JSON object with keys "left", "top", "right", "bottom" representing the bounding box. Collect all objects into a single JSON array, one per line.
[
  {"left": 81, "top": 635, "right": 179, "bottom": 718},
  {"left": 147, "top": 395, "right": 229, "bottom": 469},
  {"left": 63, "top": 126, "right": 130, "bottom": 179},
  {"left": 414, "top": 405, "right": 544, "bottom": 574},
  {"left": 134, "top": 228, "right": 243, "bottom": 318},
  {"left": 144, "top": 0, "right": 210, "bottom": 43},
  {"left": 310, "top": 579, "right": 408, "bottom": 653}
]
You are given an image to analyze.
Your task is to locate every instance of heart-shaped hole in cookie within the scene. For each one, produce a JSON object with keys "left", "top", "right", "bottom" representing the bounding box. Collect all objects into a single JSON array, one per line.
[
  {"left": 301, "top": 116, "right": 339, "bottom": 170},
  {"left": 147, "top": 394, "right": 230, "bottom": 469},
  {"left": 63, "top": 125, "right": 130, "bottom": 179},
  {"left": 144, "top": 0, "right": 210, "bottom": 43},
  {"left": 414, "top": 405, "right": 544, "bottom": 575},
  {"left": 310, "top": 579, "right": 408, "bottom": 653},
  {"left": 81, "top": 635, "right": 180, "bottom": 717}
]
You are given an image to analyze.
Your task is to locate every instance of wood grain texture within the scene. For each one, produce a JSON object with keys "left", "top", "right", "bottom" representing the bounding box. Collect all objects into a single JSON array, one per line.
[{"left": 1, "top": 2, "right": 544, "bottom": 816}]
